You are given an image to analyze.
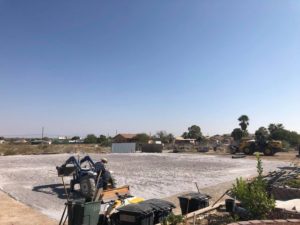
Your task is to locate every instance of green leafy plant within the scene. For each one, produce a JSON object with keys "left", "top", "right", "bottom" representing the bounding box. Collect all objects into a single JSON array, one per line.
[
  {"left": 162, "top": 213, "right": 184, "bottom": 225},
  {"left": 231, "top": 153, "right": 275, "bottom": 219},
  {"left": 283, "top": 178, "right": 300, "bottom": 188}
]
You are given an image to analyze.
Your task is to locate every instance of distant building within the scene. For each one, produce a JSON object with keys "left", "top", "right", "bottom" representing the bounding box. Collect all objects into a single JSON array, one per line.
[
  {"left": 31, "top": 139, "right": 52, "bottom": 145},
  {"left": 69, "top": 139, "right": 84, "bottom": 144},
  {"left": 174, "top": 136, "right": 196, "bottom": 145},
  {"left": 148, "top": 140, "right": 162, "bottom": 145},
  {"left": 113, "top": 134, "right": 137, "bottom": 143},
  {"left": 13, "top": 139, "right": 28, "bottom": 144},
  {"left": 58, "top": 136, "right": 68, "bottom": 140}
]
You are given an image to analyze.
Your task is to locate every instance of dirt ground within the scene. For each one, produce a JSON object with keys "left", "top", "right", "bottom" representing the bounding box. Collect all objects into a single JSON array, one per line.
[
  {"left": 0, "top": 190, "right": 56, "bottom": 225},
  {"left": 0, "top": 152, "right": 290, "bottom": 222}
]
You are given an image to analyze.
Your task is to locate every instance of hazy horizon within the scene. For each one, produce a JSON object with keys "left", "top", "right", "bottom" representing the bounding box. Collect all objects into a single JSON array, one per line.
[{"left": 1, "top": 1, "right": 299, "bottom": 137}]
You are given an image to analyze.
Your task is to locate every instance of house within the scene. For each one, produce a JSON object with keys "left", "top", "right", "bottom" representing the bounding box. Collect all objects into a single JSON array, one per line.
[
  {"left": 113, "top": 134, "right": 137, "bottom": 143},
  {"left": 58, "top": 136, "right": 68, "bottom": 140},
  {"left": 174, "top": 136, "right": 196, "bottom": 145}
]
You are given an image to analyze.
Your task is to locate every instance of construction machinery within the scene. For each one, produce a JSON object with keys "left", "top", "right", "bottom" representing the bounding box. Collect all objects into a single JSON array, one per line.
[
  {"left": 57, "top": 155, "right": 114, "bottom": 198},
  {"left": 230, "top": 138, "right": 283, "bottom": 156},
  {"left": 59, "top": 173, "right": 175, "bottom": 225}
]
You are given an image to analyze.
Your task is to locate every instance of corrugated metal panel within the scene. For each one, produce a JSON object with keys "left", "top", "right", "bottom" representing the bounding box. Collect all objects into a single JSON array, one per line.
[{"left": 112, "top": 143, "right": 136, "bottom": 153}]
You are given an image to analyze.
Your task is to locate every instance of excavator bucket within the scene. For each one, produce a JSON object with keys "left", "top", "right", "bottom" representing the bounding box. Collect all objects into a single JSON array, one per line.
[{"left": 56, "top": 165, "right": 76, "bottom": 177}]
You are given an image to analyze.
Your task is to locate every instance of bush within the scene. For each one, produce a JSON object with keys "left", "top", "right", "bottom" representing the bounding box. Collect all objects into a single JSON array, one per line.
[
  {"left": 162, "top": 213, "right": 184, "bottom": 225},
  {"left": 231, "top": 153, "right": 275, "bottom": 219},
  {"left": 283, "top": 178, "right": 300, "bottom": 188}
]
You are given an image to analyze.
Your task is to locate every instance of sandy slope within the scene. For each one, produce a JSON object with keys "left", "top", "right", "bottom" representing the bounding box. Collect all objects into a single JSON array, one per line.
[{"left": 0, "top": 191, "right": 57, "bottom": 225}]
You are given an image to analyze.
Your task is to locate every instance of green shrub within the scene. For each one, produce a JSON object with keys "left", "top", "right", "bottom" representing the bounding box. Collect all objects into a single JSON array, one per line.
[
  {"left": 283, "top": 178, "right": 300, "bottom": 188},
  {"left": 231, "top": 153, "right": 275, "bottom": 219},
  {"left": 162, "top": 213, "right": 184, "bottom": 225}
]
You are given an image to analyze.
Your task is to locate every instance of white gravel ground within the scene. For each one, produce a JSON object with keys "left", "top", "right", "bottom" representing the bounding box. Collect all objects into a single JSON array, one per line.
[{"left": 0, "top": 153, "right": 288, "bottom": 220}]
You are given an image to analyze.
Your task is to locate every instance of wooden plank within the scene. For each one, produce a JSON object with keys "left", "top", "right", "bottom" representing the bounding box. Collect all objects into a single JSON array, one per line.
[
  {"left": 102, "top": 185, "right": 130, "bottom": 201},
  {"left": 184, "top": 202, "right": 224, "bottom": 219}
]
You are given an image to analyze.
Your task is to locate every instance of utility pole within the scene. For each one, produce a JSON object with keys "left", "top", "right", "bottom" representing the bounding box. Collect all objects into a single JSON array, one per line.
[
  {"left": 42, "top": 127, "right": 44, "bottom": 140},
  {"left": 41, "top": 127, "right": 44, "bottom": 147}
]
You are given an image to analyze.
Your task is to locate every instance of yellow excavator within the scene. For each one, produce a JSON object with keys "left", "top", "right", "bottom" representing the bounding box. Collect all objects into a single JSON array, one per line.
[{"left": 230, "top": 138, "right": 282, "bottom": 156}]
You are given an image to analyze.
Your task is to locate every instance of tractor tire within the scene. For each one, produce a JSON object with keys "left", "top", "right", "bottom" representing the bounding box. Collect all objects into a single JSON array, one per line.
[
  {"left": 243, "top": 147, "right": 253, "bottom": 155},
  {"left": 229, "top": 145, "right": 238, "bottom": 154},
  {"left": 230, "top": 148, "right": 236, "bottom": 154},
  {"left": 80, "top": 176, "right": 95, "bottom": 198},
  {"left": 263, "top": 148, "right": 274, "bottom": 156}
]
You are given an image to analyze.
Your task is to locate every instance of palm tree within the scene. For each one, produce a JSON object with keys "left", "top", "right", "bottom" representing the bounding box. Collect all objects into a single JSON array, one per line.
[{"left": 238, "top": 115, "right": 249, "bottom": 133}]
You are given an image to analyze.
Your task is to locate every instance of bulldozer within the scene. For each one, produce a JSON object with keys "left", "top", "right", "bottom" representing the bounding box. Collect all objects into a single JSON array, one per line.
[{"left": 230, "top": 138, "right": 282, "bottom": 156}]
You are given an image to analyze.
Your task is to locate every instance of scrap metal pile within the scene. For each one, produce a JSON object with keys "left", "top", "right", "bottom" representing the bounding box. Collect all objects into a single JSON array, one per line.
[{"left": 262, "top": 166, "right": 300, "bottom": 200}]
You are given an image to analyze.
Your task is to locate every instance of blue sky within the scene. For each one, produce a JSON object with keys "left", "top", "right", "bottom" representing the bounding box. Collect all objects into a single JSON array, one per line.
[{"left": 0, "top": 0, "right": 300, "bottom": 137}]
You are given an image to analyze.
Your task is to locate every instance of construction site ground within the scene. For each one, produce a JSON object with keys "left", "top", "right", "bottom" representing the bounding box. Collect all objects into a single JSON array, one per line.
[
  {"left": 0, "top": 190, "right": 56, "bottom": 225},
  {"left": 0, "top": 151, "right": 296, "bottom": 224}
]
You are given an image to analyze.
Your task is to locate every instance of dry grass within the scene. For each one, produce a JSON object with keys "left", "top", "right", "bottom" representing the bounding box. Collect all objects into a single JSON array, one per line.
[{"left": 0, "top": 144, "right": 110, "bottom": 156}]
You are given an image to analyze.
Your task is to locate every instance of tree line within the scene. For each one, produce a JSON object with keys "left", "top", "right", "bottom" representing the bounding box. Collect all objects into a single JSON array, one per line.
[
  {"left": 231, "top": 115, "right": 300, "bottom": 148},
  {"left": 2, "top": 115, "right": 299, "bottom": 148},
  {"left": 81, "top": 126, "right": 205, "bottom": 146}
]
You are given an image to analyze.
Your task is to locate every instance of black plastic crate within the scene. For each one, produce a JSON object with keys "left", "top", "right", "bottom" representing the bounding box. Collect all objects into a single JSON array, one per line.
[
  {"left": 117, "top": 203, "right": 154, "bottom": 225},
  {"left": 178, "top": 192, "right": 210, "bottom": 215},
  {"left": 142, "top": 199, "right": 175, "bottom": 224}
]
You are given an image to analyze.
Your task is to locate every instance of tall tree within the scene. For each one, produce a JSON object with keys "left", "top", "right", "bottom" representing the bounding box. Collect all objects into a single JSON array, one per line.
[
  {"left": 255, "top": 127, "right": 269, "bottom": 145},
  {"left": 98, "top": 135, "right": 111, "bottom": 146},
  {"left": 156, "top": 131, "right": 175, "bottom": 144},
  {"left": 231, "top": 128, "right": 243, "bottom": 142},
  {"left": 182, "top": 125, "right": 203, "bottom": 141},
  {"left": 238, "top": 115, "right": 249, "bottom": 135},
  {"left": 268, "top": 123, "right": 284, "bottom": 134},
  {"left": 182, "top": 132, "right": 188, "bottom": 139},
  {"left": 135, "top": 133, "right": 150, "bottom": 143},
  {"left": 98, "top": 135, "right": 107, "bottom": 144},
  {"left": 84, "top": 134, "right": 98, "bottom": 144},
  {"left": 167, "top": 133, "right": 175, "bottom": 143}
]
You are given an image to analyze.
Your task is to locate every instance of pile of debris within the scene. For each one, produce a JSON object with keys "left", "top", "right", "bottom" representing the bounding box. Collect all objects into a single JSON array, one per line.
[{"left": 263, "top": 166, "right": 300, "bottom": 200}]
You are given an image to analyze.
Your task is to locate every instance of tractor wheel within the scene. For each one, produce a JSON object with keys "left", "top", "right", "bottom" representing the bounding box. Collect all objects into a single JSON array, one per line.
[
  {"left": 230, "top": 148, "right": 236, "bottom": 154},
  {"left": 243, "top": 147, "right": 253, "bottom": 155},
  {"left": 80, "top": 176, "right": 95, "bottom": 198},
  {"left": 229, "top": 145, "right": 237, "bottom": 154},
  {"left": 264, "top": 148, "right": 274, "bottom": 156}
]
